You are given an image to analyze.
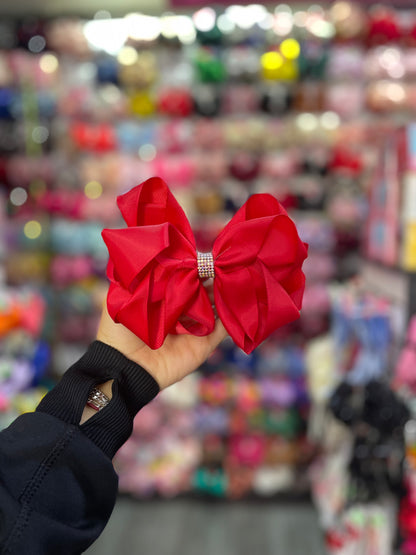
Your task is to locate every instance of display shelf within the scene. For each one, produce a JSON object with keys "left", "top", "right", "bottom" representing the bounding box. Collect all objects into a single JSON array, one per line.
[{"left": 0, "top": 4, "right": 403, "bottom": 509}]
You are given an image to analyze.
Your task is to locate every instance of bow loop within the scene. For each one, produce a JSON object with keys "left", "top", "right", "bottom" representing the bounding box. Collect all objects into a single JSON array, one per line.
[
  {"left": 102, "top": 225, "right": 171, "bottom": 289},
  {"left": 212, "top": 194, "right": 308, "bottom": 352},
  {"left": 103, "top": 178, "right": 308, "bottom": 353},
  {"left": 117, "top": 176, "right": 195, "bottom": 243}
]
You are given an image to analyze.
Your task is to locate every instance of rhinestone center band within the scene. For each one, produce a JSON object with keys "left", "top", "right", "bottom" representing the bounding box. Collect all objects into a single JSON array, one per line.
[{"left": 197, "top": 251, "right": 215, "bottom": 279}]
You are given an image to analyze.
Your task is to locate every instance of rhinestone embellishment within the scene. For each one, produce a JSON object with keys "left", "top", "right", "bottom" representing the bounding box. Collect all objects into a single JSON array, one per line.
[{"left": 197, "top": 251, "right": 215, "bottom": 279}]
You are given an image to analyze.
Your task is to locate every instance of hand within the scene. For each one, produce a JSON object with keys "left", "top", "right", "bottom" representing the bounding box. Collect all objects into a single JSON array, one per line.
[{"left": 96, "top": 286, "right": 227, "bottom": 389}]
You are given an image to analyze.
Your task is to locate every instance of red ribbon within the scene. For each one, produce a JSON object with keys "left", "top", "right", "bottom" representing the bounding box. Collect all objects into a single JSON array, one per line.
[{"left": 102, "top": 177, "right": 308, "bottom": 354}]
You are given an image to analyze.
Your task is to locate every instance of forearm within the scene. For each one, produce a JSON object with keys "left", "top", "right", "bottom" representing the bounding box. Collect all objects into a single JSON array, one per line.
[
  {"left": 0, "top": 342, "right": 159, "bottom": 555},
  {"left": 79, "top": 379, "right": 113, "bottom": 425},
  {"left": 36, "top": 341, "right": 159, "bottom": 457}
]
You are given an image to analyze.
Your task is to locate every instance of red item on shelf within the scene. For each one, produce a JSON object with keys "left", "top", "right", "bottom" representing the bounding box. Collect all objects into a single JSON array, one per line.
[
  {"left": 229, "top": 151, "right": 261, "bottom": 182},
  {"left": 157, "top": 88, "right": 194, "bottom": 117},
  {"left": 70, "top": 121, "right": 117, "bottom": 152},
  {"left": 227, "top": 434, "right": 266, "bottom": 467},
  {"left": 37, "top": 190, "right": 84, "bottom": 218},
  {"left": 367, "top": 7, "right": 401, "bottom": 46},
  {"left": 328, "top": 146, "right": 363, "bottom": 176}
]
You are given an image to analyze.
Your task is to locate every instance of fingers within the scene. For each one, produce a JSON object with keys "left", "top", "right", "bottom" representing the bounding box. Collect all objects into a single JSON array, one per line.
[
  {"left": 203, "top": 278, "right": 215, "bottom": 305},
  {"left": 207, "top": 319, "right": 228, "bottom": 352}
]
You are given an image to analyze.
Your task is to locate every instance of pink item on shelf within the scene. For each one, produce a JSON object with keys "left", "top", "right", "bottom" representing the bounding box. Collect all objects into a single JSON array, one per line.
[
  {"left": 394, "top": 316, "right": 416, "bottom": 392},
  {"left": 132, "top": 401, "right": 163, "bottom": 437},
  {"left": 301, "top": 284, "right": 331, "bottom": 314},
  {"left": 45, "top": 19, "right": 91, "bottom": 57},
  {"left": 325, "top": 83, "right": 364, "bottom": 119},
  {"left": 260, "top": 151, "right": 299, "bottom": 179},
  {"left": 36, "top": 190, "right": 84, "bottom": 219},
  {"left": 18, "top": 293, "right": 45, "bottom": 337},
  {"left": 194, "top": 150, "right": 227, "bottom": 184},
  {"left": 365, "top": 127, "right": 401, "bottom": 266},
  {"left": 81, "top": 194, "right": 120, "bottom": 224},
  {"left": 50, "top": 255, "right": 93, "bottom": 285},
  {"left": 6, "top": 155, "right": 54, "bottom": 187},
  {"left": 8, "top": 50, "right": 55, "bottom": 89},
  {"left": 228, "top": 434, "right": 266, "bottom": 467},
  {"left": 327, "top": 194, "right": 366, "bottom": 227},
  {"left": 364, "top": 46, "right": 405, "bottom": 80},
  {"left": 152, "top": 155, "right": 196, "bottom": 189},
  {"left": 0, "top": 393, "right": 10, "bottom": 412},
  {"left": 302, "top": 253, "right": 336, "bottom": 282},
  {"left": 57, "top": 86, "right": 94, "bottom": 118},
  {"left": 222, "top": 85, "right": 258, "bottom": 115},
  {"left": 0, "top": 292, "right": 46, "bottom": 338},
  {"left": 118, "top": 156, "right": 155, "bottom": 193},
  {"left": 403, "top": 49, "right": 416, "bottom": 77},
  {"left": 401, "top": 538, "right": 416, "bottom": 555},
  {"left": 327, "top": 46, "right": 364, "bottom": 80},
  {"left": 157, "top": 120, "right": 192, "bottom": 153},
  {"left": 192, "top": 119, "right": 224, "bottom": 150}
]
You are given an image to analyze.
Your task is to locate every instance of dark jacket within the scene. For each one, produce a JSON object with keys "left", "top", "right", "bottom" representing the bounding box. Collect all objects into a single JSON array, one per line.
[{"left": 0, "top": 341, "right": 159, "bottom": 554}]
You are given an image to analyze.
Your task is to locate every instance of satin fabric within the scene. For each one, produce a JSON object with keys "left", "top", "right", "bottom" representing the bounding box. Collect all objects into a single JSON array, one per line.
[{"left": 102, "top": 177, "right": 308, "bottom": 354}]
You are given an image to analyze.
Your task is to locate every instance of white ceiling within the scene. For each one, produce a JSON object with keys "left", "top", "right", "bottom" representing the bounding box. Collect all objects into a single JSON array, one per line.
[
  {"left": 0, "top": 0, "right": 169, "bottom": 17},
  {"left": 2, "top": 0, "right": 415, "bottom": 19}
]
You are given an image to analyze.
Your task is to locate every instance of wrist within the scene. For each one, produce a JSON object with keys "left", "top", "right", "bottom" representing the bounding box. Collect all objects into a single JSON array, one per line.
[
  {"left": 80, "top": 380, "right": 113, "bottom": 425},
  {"left": 37, "top": 341, "right": 160, "bottom": 457},
  {"left": 96, "top": 306, "right": 164, "bottom": 388}
]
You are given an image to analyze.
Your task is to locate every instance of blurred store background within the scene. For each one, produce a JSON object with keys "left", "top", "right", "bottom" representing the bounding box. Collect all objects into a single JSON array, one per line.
[{"left": 0, "top": 1, "right": 415, "bottom": 554}]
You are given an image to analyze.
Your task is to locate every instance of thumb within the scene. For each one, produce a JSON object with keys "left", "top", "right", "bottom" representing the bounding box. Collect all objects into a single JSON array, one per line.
[{"left": 206, "top": 319, "right": 228, "bottom": 354}]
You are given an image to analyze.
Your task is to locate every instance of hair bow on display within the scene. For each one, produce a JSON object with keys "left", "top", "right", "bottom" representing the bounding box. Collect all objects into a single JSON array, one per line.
[{"left": 102, "top": 177, "right": 308, "bottom": 354}]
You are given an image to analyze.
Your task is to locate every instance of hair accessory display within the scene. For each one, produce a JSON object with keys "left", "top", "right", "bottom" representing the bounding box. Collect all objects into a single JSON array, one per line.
[{"left": 102, "top": 177, "right": 308, "bottom": 353}]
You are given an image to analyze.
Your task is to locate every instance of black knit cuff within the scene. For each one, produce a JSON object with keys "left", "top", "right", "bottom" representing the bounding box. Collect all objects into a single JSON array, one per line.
[{"left": 36, "top": 341, "right": 160, "bottom": 458}]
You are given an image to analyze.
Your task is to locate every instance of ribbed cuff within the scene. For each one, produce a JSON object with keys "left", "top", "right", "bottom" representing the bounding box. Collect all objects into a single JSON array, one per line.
[{"left": 36, "top": 341, "right": 160, "bottom": 458}]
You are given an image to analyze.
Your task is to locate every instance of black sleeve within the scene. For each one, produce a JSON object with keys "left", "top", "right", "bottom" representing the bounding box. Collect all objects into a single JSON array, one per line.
[{"left": 0, "top": 341, "right": 160, "bottom": 555}]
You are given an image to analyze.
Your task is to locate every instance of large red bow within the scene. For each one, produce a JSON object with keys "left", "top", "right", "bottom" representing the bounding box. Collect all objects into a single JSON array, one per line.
[{"left": 102, "top": 177, "right": 308, "bottom": 354}]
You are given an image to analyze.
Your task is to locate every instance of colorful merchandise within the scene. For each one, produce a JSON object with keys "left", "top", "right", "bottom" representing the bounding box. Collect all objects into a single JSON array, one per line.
[{"left": 1, "top": 5, "right": 414, "bottom": 526}]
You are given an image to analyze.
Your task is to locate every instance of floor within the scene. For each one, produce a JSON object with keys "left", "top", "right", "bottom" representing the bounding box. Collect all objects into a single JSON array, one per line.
[{"left": 85, "top": 496, "right": 326, "bottom": 555}]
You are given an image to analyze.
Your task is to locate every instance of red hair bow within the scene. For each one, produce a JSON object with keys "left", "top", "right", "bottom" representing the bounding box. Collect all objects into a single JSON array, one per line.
[{"left": 102, "top": 177, "right": 308, "bottom": 354}]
